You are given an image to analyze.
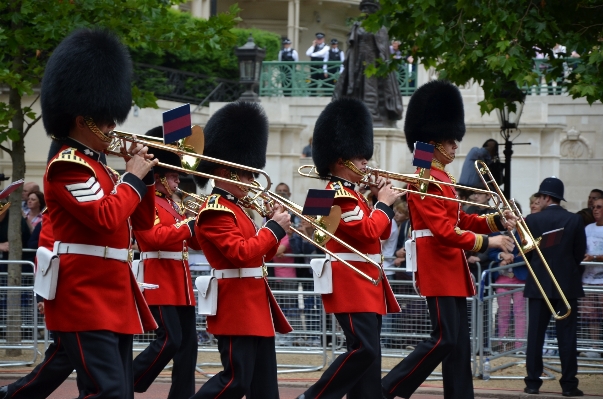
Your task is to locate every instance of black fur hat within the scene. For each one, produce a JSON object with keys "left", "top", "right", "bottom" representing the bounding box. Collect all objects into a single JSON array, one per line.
[
  {"left": 41, "top": 29, "right": 133, "bottom": 139},
  {"left": 404, "top": 80, "right": 465, "bottom": 152},
  {"left": 312, "top": 98, "right": 373, "bottom": 178},
  {"left": 194, "top": 102, "right": 269, "bottom": 188},
  {"left": 144, "top": 126, "right": 183, "bottom": 175}
]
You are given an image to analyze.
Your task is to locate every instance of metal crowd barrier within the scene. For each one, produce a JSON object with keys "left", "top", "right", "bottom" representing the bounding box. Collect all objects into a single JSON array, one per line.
[
  {"left": 0, "top": 260, "right": 39, "bottom": 367},
  {"left": 478, "top": 260, "right": 603, "bottom": 379},
  {"left": 5, "top": 254, "right": 603, "bottom": 383}
]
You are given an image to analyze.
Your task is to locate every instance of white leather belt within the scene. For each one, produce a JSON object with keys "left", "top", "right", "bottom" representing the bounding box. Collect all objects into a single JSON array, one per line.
[
  {"left": 412, "top": 229, "right": 433, "bottom": 239},
  {"left": 329, "top": 253, "right": 383, "bottom": 263},
  {"left": 141, "top": 251, "right": 188, "bottom": 261},
  {"left": 212, "top": 267, "right": 264, "bottom": 279},
  {"left": 56, "top": 242, "right": 133, "bottom": 263}
]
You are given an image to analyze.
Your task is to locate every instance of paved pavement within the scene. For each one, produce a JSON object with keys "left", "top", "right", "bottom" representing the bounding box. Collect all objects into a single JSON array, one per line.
[{"left": 1, "top": 376, "right": 602, "bottom": 399}]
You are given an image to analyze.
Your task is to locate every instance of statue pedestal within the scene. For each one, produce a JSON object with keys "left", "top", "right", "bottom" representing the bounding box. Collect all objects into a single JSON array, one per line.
[{"left": 372, "top": 127, "right": 413, "bottom": 174}]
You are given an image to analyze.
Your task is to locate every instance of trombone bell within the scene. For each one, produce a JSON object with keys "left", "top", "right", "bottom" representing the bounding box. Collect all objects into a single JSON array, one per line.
[
  {"left": 181, "top": 126, "right": 205, "bottom": 171},
  {"left": 313, "top": 206, "right": 341, "bottom": 246}
]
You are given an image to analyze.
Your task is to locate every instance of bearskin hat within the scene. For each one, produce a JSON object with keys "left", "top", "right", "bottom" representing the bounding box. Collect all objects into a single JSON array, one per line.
[
  {"left": 41, "top": 29, "right": 133, "bottom": 139},
  {"left": 144, "top": 126, "right": 184, "bottom": 175},
  {"left": 404, "top": 80, "right": 465, "bottom": 152},
  {"left": 312, "top": 98, "right": 373, "bottom": 179},
  {"left": 194, "top": 102, "right": 269, "bottom": 188}
]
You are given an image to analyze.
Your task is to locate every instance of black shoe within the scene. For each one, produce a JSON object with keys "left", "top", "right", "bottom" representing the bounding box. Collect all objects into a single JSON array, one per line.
[
  {"left": 0, "top": 385, "right": 8, "bottom": 399},
  {"left": 562, "top": 389, "right": 584, "bottom": 397},
  {"left": 524, "top": 387, "right": 539, "bottom": 394}
]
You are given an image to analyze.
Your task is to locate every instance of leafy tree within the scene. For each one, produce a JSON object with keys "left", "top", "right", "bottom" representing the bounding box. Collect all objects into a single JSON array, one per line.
[
  {"left": 0, "top": 0, "right": 239, "bottom": 355},
  {"left": 364, "top": 0, "right": 603, "bottom": 113}
]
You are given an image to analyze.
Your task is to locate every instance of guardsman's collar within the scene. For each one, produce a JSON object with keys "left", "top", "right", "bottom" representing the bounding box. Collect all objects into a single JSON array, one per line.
[
  {"left": 330, "top": 175, "right": 356, "bottom": 191},
  {"left": 65, "top": 137, "right": 106, "bottom": 164},
  {"left": 431, "top": 159, "right": 446, "bottom": 171},
  {"left": 212, "top": 187, "right": 239, "bottom": 204}
]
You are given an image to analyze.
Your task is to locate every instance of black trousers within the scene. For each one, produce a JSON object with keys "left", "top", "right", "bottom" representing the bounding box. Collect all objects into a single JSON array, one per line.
[
  {"left": 191, "top": 335, "right": 279, "bottom": 399},
  {"left": 525, "top": 297, "right": 579, "bottom": 392},
  {"left": 382, "top": 297, "right": 473, "bottom": 399},
  {"left": 133, "top": 305, "right": 198, "bottom": 399},
  {"left": 6, "top": 332, "right": 75, "bottom": 399},
  {"left": 303, "top": 312, "right": 382, "bottom": 399},
  {"left": 56, "top": 330, "right": 133, "bottom": 399}
]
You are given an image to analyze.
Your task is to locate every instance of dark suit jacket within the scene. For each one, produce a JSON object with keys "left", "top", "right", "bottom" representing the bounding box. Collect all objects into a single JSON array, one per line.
[{"left": 523, "top": 205, "right": 586, "bottom": 299}]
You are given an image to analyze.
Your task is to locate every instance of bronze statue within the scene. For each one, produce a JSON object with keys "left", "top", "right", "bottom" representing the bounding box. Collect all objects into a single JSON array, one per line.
[{"left": 333, "top": 0, "right": 403, "bottom": 128}]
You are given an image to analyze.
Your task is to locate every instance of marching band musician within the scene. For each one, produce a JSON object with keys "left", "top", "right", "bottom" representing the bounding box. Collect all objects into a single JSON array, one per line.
[
  {"left": 298, "top": 98, "right": 403, "bottom": 399},
  {"left": 381, "top": 80, "right": 517, "bottom": 399},
  {"left": 132, "top": 126, "right": 200, "bottom": 399},
  {"left": 41, "top": 29, "right": 158, "bottom": 398},
  {"left": 190, "top": 102, "right": 292, "bottom": 399}
]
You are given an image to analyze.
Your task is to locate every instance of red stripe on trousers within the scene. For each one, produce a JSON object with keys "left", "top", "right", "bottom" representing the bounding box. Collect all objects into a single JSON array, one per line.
[
  {"left": 215, "top": 337, "right": 235, "bottom": 399},
  {"left": 135, "top": 307, "right": 169, "bottom": 386},
  {"left": 77, "top": 332, "right": 101, "bottom": 399}
]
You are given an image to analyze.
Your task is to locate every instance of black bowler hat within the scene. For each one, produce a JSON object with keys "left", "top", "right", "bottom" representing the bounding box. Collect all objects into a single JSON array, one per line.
[
  {"left": 330, "top": 38, "right": 338, "bottom": 45},
  {"left": 282, "top": 38, "right": 291, "bottom": 44},
  {"left": 536, "top": 177, "right": 565, "bottom": 201},
  {"left": 315, "top": 32, "right": 325, "bottom": 39}
]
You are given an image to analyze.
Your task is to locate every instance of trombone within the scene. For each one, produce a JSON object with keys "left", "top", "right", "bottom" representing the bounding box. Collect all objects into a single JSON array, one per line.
[
  {"left": 240, "top": 184, "right": 384, "bottom": 286},
  {"left": 298, "top": 165, "right": 501, "bottom": 210},
  {"left": 475, "top": 160, "right": 571, "bottom": 320},
  {"left": 105, "top": 126, "right": 273, "bottom": 192}
]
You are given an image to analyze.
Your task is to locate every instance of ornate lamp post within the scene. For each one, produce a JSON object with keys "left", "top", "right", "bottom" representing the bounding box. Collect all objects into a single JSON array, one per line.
[
  {"left": 495, "top": 83, "right": 526, "bottom": 199},
  {"left": 235, "top": 34, "right": 266, "bottom": 102}
]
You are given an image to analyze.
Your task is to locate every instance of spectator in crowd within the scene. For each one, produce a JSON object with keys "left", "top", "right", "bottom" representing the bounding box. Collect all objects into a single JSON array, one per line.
[
  {"left": 381, "top": 199, "right": 407, "bottom": 348},
  {"left": 278, "top": 38, "right": 299, "bottom": 62},
  {"left": 0, "top": 203, "right": 30, "bottom": 261},
  {"left": 390, "top": 40, "right": 415, "bottom": 86},
  {"left": 580, "top": 197, "right": 603, "bottom": 358},
  {"left": 20, "top": 182, "right": 39, "bottom": 214},
  {"left": 458, "top": 139, "right": 502, "bottom": 188},
  {"left": 465, "top": 188, "right": 492, "bottom": 279},
  {"left": 302, "top": 138, "right": 312, "bottom": 158},
  {"left": 523, "top": 177, "right": 586, "bottom": 397},
  {"left": 577, "top": 189, "right": 603, "bottom": 226},
  {"left": 488, "top": 204, "right": 528, "bottom": 355},
  {"left": 24, "top": 190, "right": 44, "bottom": 233},
  {"left": 289, "top": 218, "right": 322, "bottom": 347},
  {"left": 530, "top": 193, "right": 542, "bottom": 214},
  {"left": 272, "top": 227, "right": 300, "bottom": 346}
]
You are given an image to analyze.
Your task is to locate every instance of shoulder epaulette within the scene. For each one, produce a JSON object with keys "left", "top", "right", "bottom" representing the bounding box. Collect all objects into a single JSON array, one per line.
[
  {"left": 329, "top": 181, "right": 357, "bottom": 201},
  {"left": 198, "top": 194, "right": 235, "bottom": 217},
  {"left": 47, "top": 148, "right": 96, "bottom": 177}
]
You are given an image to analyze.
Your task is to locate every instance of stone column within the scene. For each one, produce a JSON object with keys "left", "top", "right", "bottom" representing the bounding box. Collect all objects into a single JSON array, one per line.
[
  {"left": 190, "top": 0, "right": 202, "bottom": 17},
  {"left": 288, "top": 0, "right": 295, "bottom": 43}
]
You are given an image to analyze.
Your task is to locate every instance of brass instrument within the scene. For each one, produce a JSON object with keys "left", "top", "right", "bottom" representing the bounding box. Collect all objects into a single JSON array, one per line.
[
  {"left": 105, "top": 126, "right": 272, "bottom": 192},
  {"left": 242, "top": 183, "right": 384, "bottom": 285},
  {"left": 0, "top": 202, "right": 10, "bottom": 218},
  {"left": 298, "top": 165, "right": 501, "bottom": 210},
  {"left": 175, "top": 188, "right": 207, "bottom": 215},
  {"left": 475, "top": 160, "right": 570, "bottom": 320}
]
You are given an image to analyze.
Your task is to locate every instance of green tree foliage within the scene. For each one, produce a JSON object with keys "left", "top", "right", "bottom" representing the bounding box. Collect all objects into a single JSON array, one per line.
[
  {"left": 364, "top": 0, "right": 603, "bottom": 113},
  {"left": 0, "top": 0, "right": 239, "bottom": 353},
  {"left": 132, "top": 26, "right": 281, "bottom": 80}
]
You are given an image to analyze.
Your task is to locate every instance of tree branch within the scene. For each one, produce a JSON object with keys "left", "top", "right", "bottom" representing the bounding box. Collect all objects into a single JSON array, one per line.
[
  {"left": 23, "top": 115, "right": 42, "bottom": 138},
  {"left": 0, "top": 144, "right": 12, "bottom": 155},
  {"left": 27, "top": 94, "right": 40, "bottom": 109},
  {"left": 515, "top": 3, "right": 533, "bottom": 37}
]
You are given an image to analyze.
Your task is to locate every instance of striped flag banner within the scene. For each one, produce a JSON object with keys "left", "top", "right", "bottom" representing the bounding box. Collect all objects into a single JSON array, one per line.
[
  {"left": 162, "top": 104, "right": 192, "bottom": 144},
  {"left": 413, "top": 142, "right": 434, "bottom": 169},
  {"left": 302, "top": 189, "right": 336, "bottom": 215},
  {"left": 540, "top": 227, "right": 564, "bottom": 248},
  {"left": 0, "top": 179, "right": 24, "bottom": 200}
]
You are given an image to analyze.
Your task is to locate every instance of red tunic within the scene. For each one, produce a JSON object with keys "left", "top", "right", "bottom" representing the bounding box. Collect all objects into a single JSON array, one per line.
[
  {"left": 134, "top": 194, "right": 200, "bottom": 306},
  {"left": 43, "top": 144, "right": 157, "bottom": 334},
  {"left": 321, "top": 179, "right": 401, "bottom": 315},
  {"left": 194, "top": 191, "right": 292, "bottom": 337},
  {"left": 408, "top": 166, "right": 502, "bottom": 297}
]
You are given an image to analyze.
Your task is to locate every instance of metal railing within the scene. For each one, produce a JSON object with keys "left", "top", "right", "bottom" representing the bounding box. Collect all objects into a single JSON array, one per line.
[
  {"left": 258, "top": 61, "right": 417, "bottom": 97},
  {"left": 133, "top": 63, "right": 244, "bottom": 104}
]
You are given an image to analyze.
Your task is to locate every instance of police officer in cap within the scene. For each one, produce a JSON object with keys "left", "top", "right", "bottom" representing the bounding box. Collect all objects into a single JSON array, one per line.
[
  {"left": 306, "top": 32, "right": 330, "bottom": 90},
  {"left": 278, "top": 38, "right": 299, "bottom": 61},
  {"left": 324, "top": 38, "right": 345, "bottom": 87}
]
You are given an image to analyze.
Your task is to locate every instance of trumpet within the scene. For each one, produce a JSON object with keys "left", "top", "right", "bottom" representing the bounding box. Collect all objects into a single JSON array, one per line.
[
  {"left": 241, "top": 184, "right": 384, "bottom": 285},
  {"left": 105, "top": 126, "right": 272, "bottom": 192},
  {"left": 298, "top": 165, "right": 501, "bottom": 210},
  {"left": 475, "top": 160, "right": 570, "bottom": 320}
]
